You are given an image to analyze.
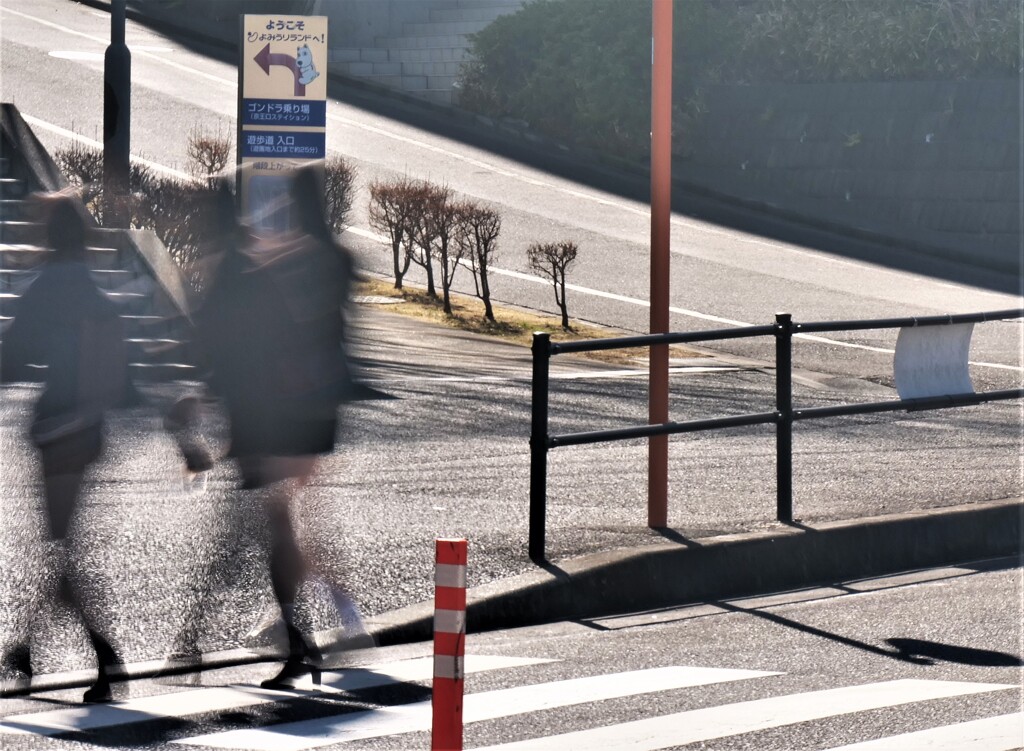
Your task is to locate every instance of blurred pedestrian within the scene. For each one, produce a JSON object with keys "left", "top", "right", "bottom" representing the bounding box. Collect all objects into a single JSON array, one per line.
[
  {"left": 198, "top": 167, "right": 364, "bottom": 689},
  {"left": 0, "top": 194, "right": 128, "bottom": 703}
]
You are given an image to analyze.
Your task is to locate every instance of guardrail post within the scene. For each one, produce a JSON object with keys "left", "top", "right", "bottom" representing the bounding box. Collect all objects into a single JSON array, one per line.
[
  {"left": 775, "top": 313, "right": 794, "bottom": 523},
  {"left": 529, "top": 332, "right": 551, "bottom": 562}
]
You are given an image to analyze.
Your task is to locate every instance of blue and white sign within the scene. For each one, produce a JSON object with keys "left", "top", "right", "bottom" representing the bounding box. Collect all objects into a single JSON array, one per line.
[
  {"left": 242, "top": 98, "right": 326, "bottom": 127},
  {"left": 241, "top": 131, "right": 326, "bottom": 159}
]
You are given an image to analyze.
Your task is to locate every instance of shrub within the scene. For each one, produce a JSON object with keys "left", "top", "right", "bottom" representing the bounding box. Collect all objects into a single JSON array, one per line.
[{"left": 459, "top": 0, "right": 1021, "bottom": 163}]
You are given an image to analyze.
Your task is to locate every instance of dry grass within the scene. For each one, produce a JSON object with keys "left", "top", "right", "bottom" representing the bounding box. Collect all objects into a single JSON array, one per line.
[{"left": 355, "top": 276, "right": 701, "bottom": 366}]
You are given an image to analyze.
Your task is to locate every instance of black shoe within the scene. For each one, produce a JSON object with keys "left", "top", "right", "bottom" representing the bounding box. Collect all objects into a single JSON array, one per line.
[
  {"left": 84, "top": 631, "right": 122, "bottom": 704},
  {"left": 1, "top": 644, "right": 32, "bottom": 691},
  {"left": 83, "top": 675, "right": 112, "bottom": 703},
  {"left": 259, "top": 658, "right": 322, "bottom": 690},
  {"left": 2, "top": 644, "right": 32, "bottom": 677},
  {"left": 260, "top": 622, "right": 322, "bottom": 690}
]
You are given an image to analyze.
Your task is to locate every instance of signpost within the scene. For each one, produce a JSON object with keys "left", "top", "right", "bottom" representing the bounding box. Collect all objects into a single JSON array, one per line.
[{"left": 238, "top": 14, "right": 328, "bottom": 230}]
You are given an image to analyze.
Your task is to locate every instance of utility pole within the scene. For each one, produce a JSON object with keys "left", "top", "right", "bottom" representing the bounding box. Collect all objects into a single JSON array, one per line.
[
  {"left": 104, "top": 0, "right": 131, "bottom": 227},
  {"left": 648, "top": 0, "right": 672, "bottom": 528}
]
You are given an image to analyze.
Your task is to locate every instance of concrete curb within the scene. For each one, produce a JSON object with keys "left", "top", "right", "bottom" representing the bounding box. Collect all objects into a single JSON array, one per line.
[{"left": 367, "top": 498, "right": 1023, "bottom": 645}]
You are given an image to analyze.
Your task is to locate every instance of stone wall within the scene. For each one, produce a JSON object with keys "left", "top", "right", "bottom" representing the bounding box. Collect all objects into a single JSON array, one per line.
[{"left": 680, "top": 79, "right": 1021, "bottom": 275}]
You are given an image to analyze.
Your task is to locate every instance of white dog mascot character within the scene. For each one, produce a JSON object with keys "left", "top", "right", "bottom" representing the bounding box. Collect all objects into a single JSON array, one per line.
[{"left": 296, "top": 44, "right": 319, "bottom": 85}]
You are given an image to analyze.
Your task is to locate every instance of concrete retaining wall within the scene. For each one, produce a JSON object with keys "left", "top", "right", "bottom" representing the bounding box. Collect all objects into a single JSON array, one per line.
[{"left": 681, "top": 79, "right": 1022, "bottom": 276}]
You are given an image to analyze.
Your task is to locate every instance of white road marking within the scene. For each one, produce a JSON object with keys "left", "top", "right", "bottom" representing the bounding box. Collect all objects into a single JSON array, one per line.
[
  {"left": 2, "top": 6, "right": 232, "bottom": 87},
  {"left": 359, "top": 365, "right": 739, "bottom": 386},
  {"left": 174, "top": 665, "right": 778, "bottom": 750},
  {"left": 20, "top": 114, "right": 194, "bottom": 181},
  {"left": 6, "top": 4, "right": 1020, "bottom": 372},
  {"left": 821, "top": 712, "right": 1024, "bottom": 750},
  {"left": 0, "top": 655, "right": 551, "bottom": 738},
  {"left": 473, "top": 679, "right": 1015, "bottom": 751},
  {"left": 348, "top": 228, "right": 1022, "bottom": 371},
  {"left": 48, "top": 50, "right": 103, "bottom": 61}
]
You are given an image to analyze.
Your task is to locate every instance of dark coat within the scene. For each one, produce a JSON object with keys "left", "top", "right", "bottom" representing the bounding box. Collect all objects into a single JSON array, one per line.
[
  {"left": 2, "top": 260, "right": 127, "bottom": 455},
  {"left": 198, "top": 234, "right": 351, "bottom": 458}
]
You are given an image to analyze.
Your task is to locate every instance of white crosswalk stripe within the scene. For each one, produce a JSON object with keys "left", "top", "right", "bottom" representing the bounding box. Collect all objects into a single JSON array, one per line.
[
  {"left": 0, "top": 655, "right": 552, "bottom": 737},
  {"left": 1, "top": 657, "right": 1016, "bottom": 750},
  {"left": 176, "top": 665, "right": 777, "bottom": 750},
  {"left": 820, "top": 712, "right": 1024, "bottom": 751},
  {"left": 471, "top": 679, "right": 1015, "bottom": 751}
]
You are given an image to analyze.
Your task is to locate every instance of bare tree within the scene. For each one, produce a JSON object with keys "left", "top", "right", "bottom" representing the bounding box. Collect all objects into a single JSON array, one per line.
[
  {"left": 368, "top": 177, "right": 419, "bottom": 289},
  {"left": 324, "top": 156, "right": 357, "bottom": 235},
  {"left": 527, "top": 240, "right": 578, "bottom": 330},
  {"left": 457, "top": 201, "right": 501, "bottom": 322},
  {"left": 186, "top": 125, "right": 232, "bottom": 189},
  {"left": 405, "top": 180, "right": 439, "bottom": 298},
  {"left": 421, "top": 185, "right": 464, "bottom": 316}
]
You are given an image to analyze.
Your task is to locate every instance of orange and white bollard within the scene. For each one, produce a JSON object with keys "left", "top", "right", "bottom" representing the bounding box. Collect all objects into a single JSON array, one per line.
[{"left": 431, "top": 538, "right": 467, "bottom": 751}]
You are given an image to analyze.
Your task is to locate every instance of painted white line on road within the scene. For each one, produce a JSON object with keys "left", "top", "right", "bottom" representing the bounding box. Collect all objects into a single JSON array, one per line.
[
  {"left": 474, "top": 679, "right": 1015, "bottom": 751},
  {"left": 20, "top": 114, "right": 194, "bottom": 181},
  {"left": 359, "top": 365, "right": 740, "bottom": 386},
  {"left": 0, "top": 655, "right": 552, "bottom": 738},
  {"left": 353, "top": 229, "right": 1022, "bottom": 371},
  {"left": 821, "top": 712, "right": 1024, "bottom": 751},
  {"left": 1, "top": 6, "right": 232, "bottom": 87},
  {"left": 175, "top": 665, "right": 778, "bottom": 750},
  {"left": 49, "top": 50, "right": 103, "bottom": 61}
]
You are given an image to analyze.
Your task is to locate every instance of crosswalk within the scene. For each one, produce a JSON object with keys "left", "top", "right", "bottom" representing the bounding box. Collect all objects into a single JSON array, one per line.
[{"left": 0, "top": 654, "right": 1019, "bottom": 750}]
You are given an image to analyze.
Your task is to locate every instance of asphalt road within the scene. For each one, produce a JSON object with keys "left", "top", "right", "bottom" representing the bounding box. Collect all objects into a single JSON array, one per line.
[{"left": 0, "top": 560, "right": 1019, "bottom": 749}]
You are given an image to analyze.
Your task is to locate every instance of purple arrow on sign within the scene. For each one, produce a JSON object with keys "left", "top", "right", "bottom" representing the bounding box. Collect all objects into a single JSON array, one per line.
[{"left": 254, "top": 43, "right": 305, "bottom": 96}]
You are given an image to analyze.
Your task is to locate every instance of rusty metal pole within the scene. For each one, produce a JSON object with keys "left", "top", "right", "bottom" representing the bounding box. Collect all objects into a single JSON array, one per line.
[{"left": 648, "top": 0, "right": 672, "bottom": 528}]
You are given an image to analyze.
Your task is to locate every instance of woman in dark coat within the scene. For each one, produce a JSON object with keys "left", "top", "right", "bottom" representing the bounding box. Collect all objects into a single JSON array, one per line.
[
  {"left": 0, "top": 194, "right": 127, "bottom": 703},
  {"left": 199, "top": 167, "right": 355, "bottom": 688}
]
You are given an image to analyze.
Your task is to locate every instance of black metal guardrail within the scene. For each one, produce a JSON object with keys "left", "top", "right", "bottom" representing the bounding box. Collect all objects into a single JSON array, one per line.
[{"left": 529, "top": 308, "right": 1024, "bottom": 562}]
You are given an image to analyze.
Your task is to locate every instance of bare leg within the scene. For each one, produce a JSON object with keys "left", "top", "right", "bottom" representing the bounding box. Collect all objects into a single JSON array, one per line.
[{"left": 40, "top": 464, "right": 121, "bottom": 703}]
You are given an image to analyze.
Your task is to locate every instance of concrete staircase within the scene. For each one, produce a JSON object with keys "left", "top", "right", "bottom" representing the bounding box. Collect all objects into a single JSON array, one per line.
[
  {"left": 329, "top": 0, "right": 525, "bottom": 106},
  {"left": 0, "top": 104, "right": 195, "bottom": 384}
]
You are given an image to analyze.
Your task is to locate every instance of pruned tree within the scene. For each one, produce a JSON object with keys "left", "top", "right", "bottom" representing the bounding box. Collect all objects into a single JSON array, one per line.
[
  {"left": 527, "top": 240, "right": 578, "bottom": 330},
  {"left": 456, "top": 201, "right": 501, "bottom": 322},
  {"left": 324, "top": 156, "right": 357, "bottom": 236},
  {"left": 368, "top": 176, "right": 419, "bottom": 289},
  {"left": 186, "top": 125, "right": 233, "bottom": 189},
  {"left": 405, "top": 180, "right": 439, "bottom": 298},
  {"left": 421, "top": 185, "right": 464, "bottom": 316}
]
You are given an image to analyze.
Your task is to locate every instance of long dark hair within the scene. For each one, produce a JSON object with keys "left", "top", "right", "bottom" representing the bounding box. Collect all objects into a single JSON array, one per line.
[
  {"left": 36, "top": 193, "right": 89, "bottom": 260},
  {"left": 290, "top": 165, "right": 332, "bottom": 244}
]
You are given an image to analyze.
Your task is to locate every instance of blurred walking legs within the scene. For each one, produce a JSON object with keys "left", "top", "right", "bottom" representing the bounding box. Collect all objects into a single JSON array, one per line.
[{"left": 1, "top": 455, "right": 123, "bottom": 702}]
